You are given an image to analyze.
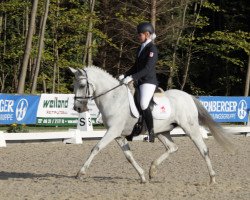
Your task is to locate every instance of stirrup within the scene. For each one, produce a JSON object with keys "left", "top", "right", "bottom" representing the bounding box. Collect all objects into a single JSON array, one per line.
[
  {"left": 125, "top": 119, "right": 143, "bottom": 141},
  {"left": 143, "top": 131, "right": 155, "bottom": 143},
  {"left": 148, "top": 132, "right": 155, "bottom": 143}
]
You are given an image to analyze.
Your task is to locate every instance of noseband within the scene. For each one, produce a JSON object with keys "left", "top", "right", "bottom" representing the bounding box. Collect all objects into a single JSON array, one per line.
[{"left": 74, "top": 69, "right": 93, "bottom": 102}]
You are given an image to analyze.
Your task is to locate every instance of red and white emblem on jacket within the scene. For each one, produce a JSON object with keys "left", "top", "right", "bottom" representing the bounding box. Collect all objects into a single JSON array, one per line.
[
  {"left": 160, "top": 106, "right": 166, "bottom": 113},
  {"left": 149, "top": 52, "right": 154, "bottom": 57}
]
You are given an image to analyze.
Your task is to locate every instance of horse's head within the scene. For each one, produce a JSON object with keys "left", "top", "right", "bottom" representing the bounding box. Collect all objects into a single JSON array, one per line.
[{"left": 69, "top": 67, "right": 94, "bottom": 113}]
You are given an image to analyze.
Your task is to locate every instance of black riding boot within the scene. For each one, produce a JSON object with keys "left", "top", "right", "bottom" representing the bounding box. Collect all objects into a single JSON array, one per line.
[
  {"left": 126, "top": 116, "right": 143, "bottom": 141},
  {"left": 125, "top": 87, "right": 143, "bottom": 141},
  {"left": 142, "top": 107, "right": 155, "bottom": 143}
]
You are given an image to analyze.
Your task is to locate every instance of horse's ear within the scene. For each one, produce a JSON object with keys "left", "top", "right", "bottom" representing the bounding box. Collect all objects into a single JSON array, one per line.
[
  {"left": 69, "top": 67, "right": 77, "bottom": 74},
  {"left": 77, "top": 68, "right": 85, "bottom": 75}
]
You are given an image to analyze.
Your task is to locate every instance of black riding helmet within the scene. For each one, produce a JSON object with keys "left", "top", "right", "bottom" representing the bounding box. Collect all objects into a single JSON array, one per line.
[{"left": 137, "top": 22, "right": 154, "bottom": 34}]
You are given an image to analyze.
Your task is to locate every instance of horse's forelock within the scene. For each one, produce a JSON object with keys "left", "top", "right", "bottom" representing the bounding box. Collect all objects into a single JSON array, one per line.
[{"left": 73, "top": 68, "right": 86, "bottom": 80}]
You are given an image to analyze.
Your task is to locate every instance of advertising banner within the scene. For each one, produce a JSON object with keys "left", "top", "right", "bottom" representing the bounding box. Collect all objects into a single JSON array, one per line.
[
  {"left": 198, "top": 96, "right": 250, "bottom": 122},
  {"left": 36, "top": 94, "right": 78, "bottom": 126},
  {"left": 2, "top": 93, "right": 248, "bottom": 126},
  {"left": 0, "top": 94, "right": 40, "bottom": 124},
  {"left": 36, "top": 94, "right": 100, "bottom": 126}
]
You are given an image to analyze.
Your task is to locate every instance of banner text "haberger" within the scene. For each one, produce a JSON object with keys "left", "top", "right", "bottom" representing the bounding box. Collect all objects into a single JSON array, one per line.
[{"left": 201, "top": 101, "right": 237, "bottom": 112}]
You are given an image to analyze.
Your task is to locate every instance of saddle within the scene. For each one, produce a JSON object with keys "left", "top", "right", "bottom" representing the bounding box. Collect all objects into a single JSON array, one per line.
[
  {"left": 125, "top": 82, "right": 171, "bottom": 141},
  {"left": 127, "top": 82, "right": 171, "bottom": 120}
]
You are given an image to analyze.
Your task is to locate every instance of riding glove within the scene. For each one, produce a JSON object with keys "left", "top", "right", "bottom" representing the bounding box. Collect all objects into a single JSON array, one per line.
[
  {"left": 118, "top": 74, "right": 125, "bottom": 81},
  {"left": 123, "top": 76, "right": 133, "bottom": 84}
]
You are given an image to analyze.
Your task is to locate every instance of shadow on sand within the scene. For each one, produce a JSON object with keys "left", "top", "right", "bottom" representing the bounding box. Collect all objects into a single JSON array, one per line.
[{"left": 0, "top": 171, "right": 74, "bottom": 180}]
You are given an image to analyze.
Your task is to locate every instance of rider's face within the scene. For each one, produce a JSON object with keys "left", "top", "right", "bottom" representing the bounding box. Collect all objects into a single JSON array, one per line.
[{"left": 138, "top": 32, "right": 150, "bottom": 43}]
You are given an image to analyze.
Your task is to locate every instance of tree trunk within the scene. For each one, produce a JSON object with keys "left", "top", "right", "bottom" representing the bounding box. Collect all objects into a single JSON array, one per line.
[
  {"left": 168, "top": 1, "right": 188, "bottom": 89},
  {"left": 117, "top": 42, "right": 123, "bottom": 73},
  {"left": 181, "top": 46, "right": 192, "bottom": 91},
  {"left": 17, "top": 0, "right": 39, "bottom": 94},
  {"left": 31, "top": 0, "right": 50, "bottom": 94},
  {"left": 24, "top": 4, "right": 29, "bottom": 37},
  {"left": 151, "top": 0, "right": 156, "bottom": 30},
  {"left": 51, "top": 0, "right": 59, "bottom": 93},
  {"left": 244, "top": 55, "right": 250, "bottom": 96},
  {"left": 0, "top": 14, "right": 4, "bottom": 92},
  {"left": 42, "top": 74, "right": 47, "bottom": 93},
  {"left": 83, "top": 0, "right": 95, "bottom": 66},
  {"left": 52, "top": 45, "right": 59, "bottom": 93},
  {"left": 180, "top": 0, "right": 203, "bottom": 90},
  {"left": 0, "top": 14, "right": 2, "bottom": 35},
  {"left": 0, "top": 13, "right": 8, "bottom": 92},
  {"left": 3, "top": 13, "right": 6, "bottom": 56},
  {"left": 167, "top": 0, "right": 176, "bottom": 89}
]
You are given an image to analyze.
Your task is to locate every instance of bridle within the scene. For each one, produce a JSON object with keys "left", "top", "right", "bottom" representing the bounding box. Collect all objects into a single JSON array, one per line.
[{"left": 74, "top": 69, "right": 123, "bottom": 101}]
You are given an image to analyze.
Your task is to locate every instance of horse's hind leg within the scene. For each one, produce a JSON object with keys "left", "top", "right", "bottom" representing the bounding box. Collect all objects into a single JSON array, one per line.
[
  {"left": 116, "top": 137, "right": 146, "bottom": 183},
  {"left": 149, "top": 132, "right": 178, "bottom": 179},
  {"left": 184, "top": 124, "right": 216, "bottom": 184}
]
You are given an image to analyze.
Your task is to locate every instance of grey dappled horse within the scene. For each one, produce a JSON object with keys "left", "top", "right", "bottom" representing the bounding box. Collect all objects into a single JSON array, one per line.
[{"left": 69, "top": 66, "right": 234, "bottom": 184}]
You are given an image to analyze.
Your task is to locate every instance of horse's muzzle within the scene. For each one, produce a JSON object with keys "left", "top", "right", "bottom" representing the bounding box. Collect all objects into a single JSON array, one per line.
[{"left": 73, "top": 105, "right": 88, "bottom": 113}]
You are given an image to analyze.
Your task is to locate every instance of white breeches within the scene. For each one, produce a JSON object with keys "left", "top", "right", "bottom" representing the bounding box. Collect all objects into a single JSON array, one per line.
[{"left": 139, "top": 83, "right": 156, "bottom": 110}]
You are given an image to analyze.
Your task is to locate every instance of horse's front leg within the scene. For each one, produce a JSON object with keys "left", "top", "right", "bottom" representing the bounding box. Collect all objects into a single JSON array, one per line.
[
  {"left": 116, "top": 137, "right": 147, "bottom": 184},
  {"left": 76, "top": 127, "right": 120, "bottom": 180}
]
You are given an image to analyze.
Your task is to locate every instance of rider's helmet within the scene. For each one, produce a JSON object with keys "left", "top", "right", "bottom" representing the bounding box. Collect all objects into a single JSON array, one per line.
[{"left": 137, "top": 22, "right": 154, "bottom": 34}]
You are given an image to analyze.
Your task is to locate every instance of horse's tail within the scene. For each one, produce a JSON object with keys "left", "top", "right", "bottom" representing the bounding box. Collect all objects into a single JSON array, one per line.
[{"left": 192, "top": 96, "right": 235, "bottom": 153}]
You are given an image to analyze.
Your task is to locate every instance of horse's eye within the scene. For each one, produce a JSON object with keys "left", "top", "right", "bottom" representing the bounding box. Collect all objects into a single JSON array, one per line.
[{"left": 79, "top": 85, "right": 85, "bottom": 89}]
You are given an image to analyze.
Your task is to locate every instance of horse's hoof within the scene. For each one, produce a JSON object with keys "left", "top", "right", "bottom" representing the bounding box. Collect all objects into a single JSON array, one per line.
[
  {"left": 210, "top": 177, "right": 216, "bottom": 185},
  {"left": 75, "top": 172, "right": 85, "bottom": 180},
  {"left": 75, "top": 175, "right": 82, "bottom": 180},
  {"left": 140, "top": 179, "right": 147, "bottom": 184}
]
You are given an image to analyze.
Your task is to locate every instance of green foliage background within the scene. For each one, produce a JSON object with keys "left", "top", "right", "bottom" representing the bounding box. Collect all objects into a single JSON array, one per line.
[{"left": 0, "top": 0, "right": 249, "bottom": 95}]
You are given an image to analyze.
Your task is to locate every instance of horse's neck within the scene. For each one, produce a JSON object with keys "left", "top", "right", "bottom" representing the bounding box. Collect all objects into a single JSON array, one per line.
[
  {"left": 88, "top": 68, "right": 119, "bottom": 96},
  {"left": 87, "top": 68, "right": 127, "bottom": 113}
]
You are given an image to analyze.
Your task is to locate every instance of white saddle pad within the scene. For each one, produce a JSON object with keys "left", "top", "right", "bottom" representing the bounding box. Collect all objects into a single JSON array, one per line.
[{"left": 127, "top": 87, "right": 171, "bottom": 120}]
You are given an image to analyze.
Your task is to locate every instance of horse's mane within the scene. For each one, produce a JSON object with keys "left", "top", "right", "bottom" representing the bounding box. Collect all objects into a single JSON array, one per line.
[{"left": 85, "top": 66, "right": 117, "bottom": 82}]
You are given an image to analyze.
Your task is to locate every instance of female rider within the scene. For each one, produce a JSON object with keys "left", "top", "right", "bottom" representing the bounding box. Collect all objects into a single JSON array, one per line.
[{"left": 119, "top": 22, "right": 158, "bottom": 143}]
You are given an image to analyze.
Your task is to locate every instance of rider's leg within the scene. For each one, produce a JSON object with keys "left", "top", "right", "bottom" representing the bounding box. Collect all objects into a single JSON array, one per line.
[
  {"left": 140, "top": 83, "right": 156, "bottom": 143},
  {"left": 134, "top": 85, "right": 142, "bottom": 115},
  {"left": 142, "top": 106, "right": 154, "bottom": 142},
  {"left": 126, "top": 86, "right": 143, "bottom": 141}
]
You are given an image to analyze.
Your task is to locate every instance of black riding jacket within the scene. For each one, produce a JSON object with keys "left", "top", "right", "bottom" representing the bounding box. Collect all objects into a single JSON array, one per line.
[{"left": 125, "top": 41, "right": 158, "bottom": 86}]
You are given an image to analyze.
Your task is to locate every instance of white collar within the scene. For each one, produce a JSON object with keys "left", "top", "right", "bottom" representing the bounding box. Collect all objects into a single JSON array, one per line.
[
  {"left": 141, "top": 39, "right": 152, "bottom": 48},
  {"left": 138, "top": 39, "right": 152, "bottom": 57}
]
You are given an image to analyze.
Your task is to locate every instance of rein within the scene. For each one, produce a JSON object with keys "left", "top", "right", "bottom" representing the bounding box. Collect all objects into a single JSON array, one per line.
[
  {"left": 74, "top": 69, "right": 124, "bottom": 101},
  {"left": 91, "top": 83, "right": 123, "bottom": 100}
]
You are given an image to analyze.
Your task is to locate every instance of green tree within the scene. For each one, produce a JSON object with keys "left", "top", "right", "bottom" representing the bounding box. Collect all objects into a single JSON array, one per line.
[
  {"left": 18, "top": 0, "right": 39, "bottom": 94},
  {"left": 0, "top": 0, "right": 249, "bottom": 96}
]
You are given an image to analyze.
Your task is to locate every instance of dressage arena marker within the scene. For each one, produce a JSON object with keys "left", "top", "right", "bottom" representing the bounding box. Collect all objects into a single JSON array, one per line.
[{"left": 0, "top": 111, "right": 249, "bottom": 147}]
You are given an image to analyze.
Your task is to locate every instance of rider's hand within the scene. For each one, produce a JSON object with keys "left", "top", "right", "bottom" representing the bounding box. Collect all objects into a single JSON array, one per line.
[
  {"left": 123, "top": 76, "right": 133, "bottom": 84},
  {"left": 118, "top": 74, "right": 124, "bottom": 81}
]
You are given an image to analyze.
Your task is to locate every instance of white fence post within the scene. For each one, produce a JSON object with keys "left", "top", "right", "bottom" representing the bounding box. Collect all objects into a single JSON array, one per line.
[
  {"left": 63, "top": 129, "right": 82, "bottom": 144},
  {"left": 247, "top": 111, "right": 250, "bottom": 137},
  {"left": 0, "top": 131, "right": 7, "bottom": 147},
  {"left": 64, "top": 111, "right": 94, "bottom": 144}
]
